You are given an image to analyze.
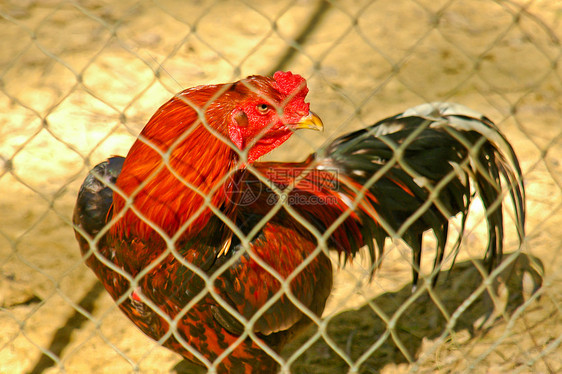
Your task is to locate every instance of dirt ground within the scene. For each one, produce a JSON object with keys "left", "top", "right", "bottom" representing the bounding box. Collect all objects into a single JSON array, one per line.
[{"left": 1, "top": 0, "right": 561, "bottom": 373}]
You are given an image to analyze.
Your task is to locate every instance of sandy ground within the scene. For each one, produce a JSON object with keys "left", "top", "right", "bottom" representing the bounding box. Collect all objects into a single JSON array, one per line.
[{"left": 1, "top": 0, "right": 561, "bottom": 373}]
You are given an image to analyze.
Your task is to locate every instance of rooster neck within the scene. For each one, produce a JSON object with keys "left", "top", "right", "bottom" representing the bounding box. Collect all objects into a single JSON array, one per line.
[{"left": 112, "top": 122, "right": 240, "bottom": 244}]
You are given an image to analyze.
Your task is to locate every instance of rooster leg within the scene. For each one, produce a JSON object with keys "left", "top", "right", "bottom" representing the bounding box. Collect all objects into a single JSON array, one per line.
[
  {"left": 404, "top": 232, "right": 423, "bottom": 290},
  {"left": 432, "top": 223, "right": 448, "bottom": 287}
]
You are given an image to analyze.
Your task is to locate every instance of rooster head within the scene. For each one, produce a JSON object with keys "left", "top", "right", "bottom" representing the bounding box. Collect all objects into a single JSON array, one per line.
[
  {"left": 135, "top": 71, "right": 322, "bottom": 165},
  {"left": 223, "top": 71, "right": 323, "bottom": 163}
]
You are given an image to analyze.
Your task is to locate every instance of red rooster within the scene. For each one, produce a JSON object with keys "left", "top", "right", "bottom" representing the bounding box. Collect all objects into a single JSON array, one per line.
[{"left": 73, "top": 72, "right": 525, "bottom": 373}]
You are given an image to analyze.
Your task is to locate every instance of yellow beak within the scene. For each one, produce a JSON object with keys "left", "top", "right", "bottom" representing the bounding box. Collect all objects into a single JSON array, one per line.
[{"left": 290, "top": 111, "right": 324, "bottom": 131}]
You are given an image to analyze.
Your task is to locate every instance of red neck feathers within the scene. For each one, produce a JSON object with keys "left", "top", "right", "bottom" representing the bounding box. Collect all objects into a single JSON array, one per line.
[
  {"left": 111, "top": 84, "right": 239, "bottom": 242},
  {"left": 109, "top": 71, "right": 313, "bottom": 243}
]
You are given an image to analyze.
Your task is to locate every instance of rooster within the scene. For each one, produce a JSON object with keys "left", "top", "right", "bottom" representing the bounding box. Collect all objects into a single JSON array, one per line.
[{"left": 73, "top": 72, "right": 525, "bottom": 373}]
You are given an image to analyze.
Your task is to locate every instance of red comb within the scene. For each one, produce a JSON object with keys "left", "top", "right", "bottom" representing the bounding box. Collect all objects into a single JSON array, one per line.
[{"left": 273, "top": 71, "right": 308, "bottom": 97}]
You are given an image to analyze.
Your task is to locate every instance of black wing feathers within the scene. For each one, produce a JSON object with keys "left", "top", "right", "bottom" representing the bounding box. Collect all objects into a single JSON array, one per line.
[{"left": 73, "top": 156, "right": 125, "bottom": 239}]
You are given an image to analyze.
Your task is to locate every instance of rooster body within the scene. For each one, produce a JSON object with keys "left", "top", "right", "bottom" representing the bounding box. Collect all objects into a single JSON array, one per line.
[{"left": 74, "top": 72, "right": 525, "bottom": 373}]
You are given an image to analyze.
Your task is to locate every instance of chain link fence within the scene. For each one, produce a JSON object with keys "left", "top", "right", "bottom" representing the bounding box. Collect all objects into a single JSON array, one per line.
[{"left": 1, "top": 0, "right": 561, "bottom": 373}]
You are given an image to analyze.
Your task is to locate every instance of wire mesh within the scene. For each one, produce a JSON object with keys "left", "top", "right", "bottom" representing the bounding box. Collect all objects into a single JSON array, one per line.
[{"left": 1, "top": 0, "right": 561, "bottom": 373}]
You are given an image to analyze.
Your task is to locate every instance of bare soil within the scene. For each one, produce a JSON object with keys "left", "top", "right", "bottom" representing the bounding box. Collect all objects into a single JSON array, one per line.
[{"left": 1, "top": 0, "right": 561, "bottom": 373}]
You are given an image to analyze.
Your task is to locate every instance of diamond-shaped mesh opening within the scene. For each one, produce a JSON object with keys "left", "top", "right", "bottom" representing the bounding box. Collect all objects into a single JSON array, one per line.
[{"left": 1, "top": 0, "right": 561, "bottom": 373}]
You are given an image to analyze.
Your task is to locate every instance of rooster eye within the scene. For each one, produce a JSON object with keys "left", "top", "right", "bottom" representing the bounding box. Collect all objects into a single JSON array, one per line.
[{"left": 257, "top": 103, "right": 271, "bottom": 114}]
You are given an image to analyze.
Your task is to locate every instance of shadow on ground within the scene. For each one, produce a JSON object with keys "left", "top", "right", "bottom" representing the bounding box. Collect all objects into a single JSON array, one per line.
[{"left": 283, "top": 252, "right": 543, "bottom": 374}]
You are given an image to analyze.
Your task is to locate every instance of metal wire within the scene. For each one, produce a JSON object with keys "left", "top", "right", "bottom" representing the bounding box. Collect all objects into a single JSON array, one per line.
[{"left": 1, "top": 0, "right": 561, "bottom": 373}]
